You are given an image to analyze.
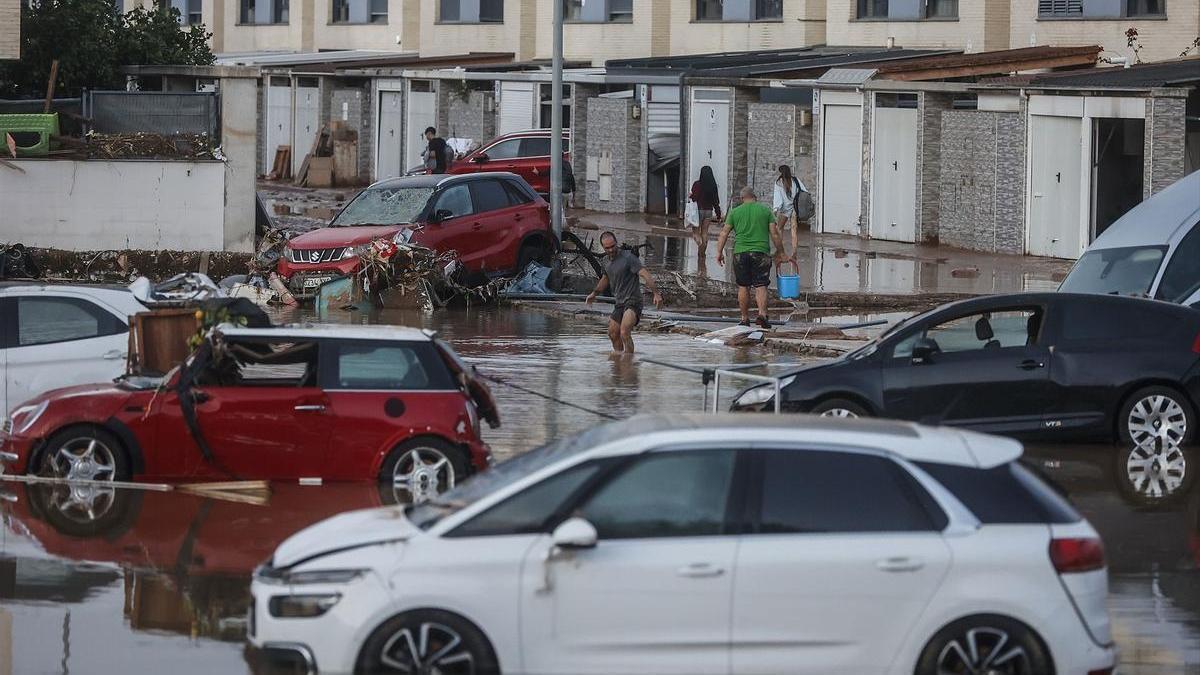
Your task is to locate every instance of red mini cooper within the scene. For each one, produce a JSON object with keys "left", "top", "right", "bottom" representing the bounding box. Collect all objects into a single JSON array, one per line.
[
  {"left": 0, "top": 325, "right": 499, "bottom": 499},
  {"left": 277, "top": 172, "right": 555, "bottom": 298}
]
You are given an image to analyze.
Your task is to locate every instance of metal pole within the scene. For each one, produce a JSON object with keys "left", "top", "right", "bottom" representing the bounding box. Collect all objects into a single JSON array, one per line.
[{"left": 549, "top": 0, "right": 564, "bottom": 240}]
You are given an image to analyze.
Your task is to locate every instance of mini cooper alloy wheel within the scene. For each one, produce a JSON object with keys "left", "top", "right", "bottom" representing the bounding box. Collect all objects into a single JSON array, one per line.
[
  {"left": 391, "top": 447, "right": 456, "bottom": 503},
  {"left": 819, "top": 407, "right": 859, "bottom": 419}
]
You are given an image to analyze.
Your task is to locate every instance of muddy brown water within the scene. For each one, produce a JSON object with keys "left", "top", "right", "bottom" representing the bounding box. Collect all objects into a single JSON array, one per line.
[{"left": 2, "top": 305, "right": 1198, "bottom": 673}]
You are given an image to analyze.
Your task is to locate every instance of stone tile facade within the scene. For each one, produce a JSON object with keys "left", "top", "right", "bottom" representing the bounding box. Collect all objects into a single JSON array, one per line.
[
  {"left": 729, "top": 87, "right": 758, "bottom": 201},
  {"left": 0, "top": 0, "right": 18, "bottom": 60},
  {"left": 917, "top": 92, "right": 955, "bottom": 244},
  {"left": 938, "top": 110, "right": 1026, "bottom": 254},
  {"left": 1145, "top": 96, "right": 1187, "bottom": 198},
  {"left": 442, "top": 88, "right": 496, "bottom": 149},
  {"left": 584, "top": 97, "right": 644, "bottom": 213},
  {"left": 745, "top": 103, "right": 815, "bottom": 209}
]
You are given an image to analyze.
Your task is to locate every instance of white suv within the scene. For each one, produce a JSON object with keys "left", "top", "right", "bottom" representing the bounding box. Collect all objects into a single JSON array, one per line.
[
  {"left": 249, "top": 415, "right": 1116, "bottom": 675},
  {"left": 0, "top": 285, "right": 144, "bottom": 415}
]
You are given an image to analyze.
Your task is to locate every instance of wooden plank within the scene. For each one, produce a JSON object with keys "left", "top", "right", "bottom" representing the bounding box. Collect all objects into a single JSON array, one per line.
[
  {"left": 177, "top": 488, "right": 270, "bottom": 506},
  {"left": 177, "top": 480, "right": 270, "bottom": 491},
  {"left": 43, "top": 59, "right": 59, "bottom": 114}
]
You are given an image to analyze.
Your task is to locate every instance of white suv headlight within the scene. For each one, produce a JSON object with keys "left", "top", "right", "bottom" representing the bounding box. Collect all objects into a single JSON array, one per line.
[{"left": 269, "top": 593, "right": 342, "bottom": 618}]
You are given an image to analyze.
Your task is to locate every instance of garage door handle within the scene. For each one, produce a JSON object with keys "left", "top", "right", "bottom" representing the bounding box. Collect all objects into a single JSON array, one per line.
[
  {"left": 676, "top": 563, "right": 724, "bottom": 578},
  {"left": 294, "top": 404, "right": 326, "bottom": 412},
  {"left": 876, "top": 557, "right": 924, "bottom": 573},
  {"left": 1018, "top": 360, "right": 1045, "bottom": 370}
]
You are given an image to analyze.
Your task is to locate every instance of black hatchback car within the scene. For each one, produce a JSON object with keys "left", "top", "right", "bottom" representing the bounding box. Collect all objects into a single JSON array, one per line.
[{"left": 732, "top": 293, "right": 1200, "bottom": 448}]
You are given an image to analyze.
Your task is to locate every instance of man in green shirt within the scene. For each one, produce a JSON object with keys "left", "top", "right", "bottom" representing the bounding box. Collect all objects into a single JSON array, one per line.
[{"left": 716, "top": 186, "right": 791, "bottom": 328}]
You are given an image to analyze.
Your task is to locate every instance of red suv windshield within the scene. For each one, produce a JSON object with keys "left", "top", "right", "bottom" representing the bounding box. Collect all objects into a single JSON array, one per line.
[{"left": 333, "top": 186, "right": 435, "bottom": 226}]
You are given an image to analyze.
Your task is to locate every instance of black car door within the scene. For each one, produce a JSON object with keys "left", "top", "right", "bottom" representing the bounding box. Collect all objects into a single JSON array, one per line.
[{"left": 901, "top": 304, "right": 1052, "bottom": 434}]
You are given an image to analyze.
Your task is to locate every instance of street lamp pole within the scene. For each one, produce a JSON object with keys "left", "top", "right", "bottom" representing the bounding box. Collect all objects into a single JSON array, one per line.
[{"left": 549, "top": 0, "right": 564, "bottom": 240}]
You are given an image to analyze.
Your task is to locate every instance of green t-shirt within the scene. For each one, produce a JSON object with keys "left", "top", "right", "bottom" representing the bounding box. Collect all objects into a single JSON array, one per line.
[{"left": 725, "top": 201, "right": 774, "bottom": 254}]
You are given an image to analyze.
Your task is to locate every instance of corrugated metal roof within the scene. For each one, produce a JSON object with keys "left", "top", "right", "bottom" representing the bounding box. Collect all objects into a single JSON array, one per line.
[
  {"left": 817, "top": 68, "right": 877, "bottom": 85},
  {"left": 604, "top": 47, "right": 953, "bottom": 79},
  {"left": 1025, "top": 57, "right": 1200, "bottom": 88}
]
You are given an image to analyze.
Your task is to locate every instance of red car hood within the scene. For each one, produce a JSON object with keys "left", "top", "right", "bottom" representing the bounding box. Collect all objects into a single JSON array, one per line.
[{"left": 288, "top": 225, "right": 404, "bottom": 249}]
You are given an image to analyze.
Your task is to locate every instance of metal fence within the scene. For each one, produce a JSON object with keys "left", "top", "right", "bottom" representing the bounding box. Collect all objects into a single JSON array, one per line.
[{"left": 84, "top": 91, "right": 219, "bottom": 138}]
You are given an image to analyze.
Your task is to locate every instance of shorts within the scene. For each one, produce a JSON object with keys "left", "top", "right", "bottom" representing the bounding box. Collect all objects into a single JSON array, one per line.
[
  {"left": 610, "top": 302, "right": 643, "bottom": 326},
  {"left": 734, "top": 252, "right": 772, "bottom": 288},
  {"left": 774, "top": 204, "right": 794, "bottom": 218}
]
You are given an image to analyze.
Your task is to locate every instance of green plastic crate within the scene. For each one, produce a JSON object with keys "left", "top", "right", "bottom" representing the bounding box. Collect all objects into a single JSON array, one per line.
[{"left": 0, "top": 113, "right": 60, "bottom": 157}]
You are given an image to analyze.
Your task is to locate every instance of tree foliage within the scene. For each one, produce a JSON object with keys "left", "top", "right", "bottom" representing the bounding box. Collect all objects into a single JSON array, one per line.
[{"left": 0, "top": 0, "right": 214, "bottom": 98}]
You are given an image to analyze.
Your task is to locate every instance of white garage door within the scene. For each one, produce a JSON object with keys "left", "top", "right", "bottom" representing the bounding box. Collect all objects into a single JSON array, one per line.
[
  {"left": 820, "top": 103, "right": 863, "bottom": 235},
  {"left": 376, "top": 90, "right": 403, "bottom": 181},
  {"left": 689, "top": 89, "right": 731, "bottom": 214},
  {"left": 264, "top": 78, "right": 292, "bottom": 171},
  {"left": 292, "top": 83, "right": 321, "bottom": 176},
  {"left": 869, "top": 106, "right": 919, "bottom": 243},
  {"left": 406, "top": 80, "right": 438, "bottom": 172},
  {"left": 1028, "top": 115, "right": 1084, "bottom": 258},
  {"left": 499, "top": 82, "right": 536, "bottom": 135}
]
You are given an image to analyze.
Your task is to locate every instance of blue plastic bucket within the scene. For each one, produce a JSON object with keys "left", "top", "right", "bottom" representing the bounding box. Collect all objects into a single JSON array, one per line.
[{"left": 777, "top": 261, "right": 800, "bottom": 299}]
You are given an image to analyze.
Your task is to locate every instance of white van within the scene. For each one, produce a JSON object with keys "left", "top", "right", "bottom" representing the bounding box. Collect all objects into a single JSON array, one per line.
[{"left": 1060, "top": 171, "right": 1200, "bottom": 305}]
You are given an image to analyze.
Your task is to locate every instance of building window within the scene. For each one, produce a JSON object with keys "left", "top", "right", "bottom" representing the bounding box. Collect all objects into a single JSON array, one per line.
[
  {"left": 696, "top": 0, "right": 721, "bottom": 20},
  {"left": 609, "top": 0, "right": 632, "bottom": 20},
  {"left": 697, "top": 0, "right": 782, "bottom": 21},
  {"left": 164, "top": 0, "right": 203, "bottom": 24},
  {"left": 563, "top": 0, "right": 631, "bottom": 22},
  {"left": 240, "top": 0, "right": 287, "bottom": 23},
  {"left": 1037, "top": 0, "right": 1083, "bottom": 17},
  {"left": 1126, "top": 0, "right": 1164, "bottom": 16},
  {"left": 926, "top": 0, "right": 956, "bottom": 18},
  {"left": 332, "top": 0, "right": 386, "bottom": 23},
  {"left": 440, "top": 0, "right": 501, "bottom": 22},
  {"left": 539, "top": 83, "right": 572, "bottom": 129},
  {"left": 564, "top": 0, "right": 582, "bottom": 20},
  {"left": 857, "top": 0, "right": 888, "bottom": 19}
]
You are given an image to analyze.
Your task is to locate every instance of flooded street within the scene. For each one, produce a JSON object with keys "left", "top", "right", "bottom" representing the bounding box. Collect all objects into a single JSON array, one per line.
[{"left": 3, "top": 303, "right": 1199, "bottom": 673}]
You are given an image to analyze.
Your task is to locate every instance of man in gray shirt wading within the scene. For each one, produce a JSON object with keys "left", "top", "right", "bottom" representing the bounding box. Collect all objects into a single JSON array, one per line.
[{"left": 585, "top": 231, "right": 663, "bottom": 353}]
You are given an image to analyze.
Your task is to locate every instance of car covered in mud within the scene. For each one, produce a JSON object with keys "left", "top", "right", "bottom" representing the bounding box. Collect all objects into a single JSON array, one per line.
[
  {"left": 276, "top": 172, "right": 555, "bottom": 298},
  {"left": 0, "top": 325, "right": 499, "bottom": 497}
]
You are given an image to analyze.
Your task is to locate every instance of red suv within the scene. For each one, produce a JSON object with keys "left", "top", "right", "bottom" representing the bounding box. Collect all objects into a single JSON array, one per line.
[
  {"left": 447, "top": 129, "right": 571, "bottom": 195},
  {"left": 1, "top": 325, "right": 499, "bottom": 499},
  {"left": 278, "top": 172, "right": 554, "bottom": 297}
]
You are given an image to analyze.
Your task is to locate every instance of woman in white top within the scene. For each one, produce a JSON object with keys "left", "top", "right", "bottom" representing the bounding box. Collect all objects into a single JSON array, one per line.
[{"left": 772, "top": 165, "right": 807, "bottom": 257}]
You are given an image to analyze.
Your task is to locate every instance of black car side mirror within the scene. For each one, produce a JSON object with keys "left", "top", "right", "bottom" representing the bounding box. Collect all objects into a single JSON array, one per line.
[
  {"left": 472, "top": 153, "right": 489, "bottom": 163},
  {"left": 430, "top": 208, "right": 454, "bottom": 223},
  {"left": 911, "top": 338, "right": 939, "bottom": 364}
]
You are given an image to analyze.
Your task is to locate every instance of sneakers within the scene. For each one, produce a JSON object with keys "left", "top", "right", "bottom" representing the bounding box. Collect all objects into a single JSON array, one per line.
[{"left": 756, "top": 315, "right": 771, "bottom": 329}]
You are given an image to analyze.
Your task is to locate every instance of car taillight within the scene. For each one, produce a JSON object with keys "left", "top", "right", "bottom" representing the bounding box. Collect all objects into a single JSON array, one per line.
[{"left": 1050, "top": 537, "right": 1105, "bottom": 573}]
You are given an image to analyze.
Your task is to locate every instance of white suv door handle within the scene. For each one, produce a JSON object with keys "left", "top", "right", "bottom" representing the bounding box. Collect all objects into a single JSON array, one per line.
[
  {"left": 876, "top": 557, "right": 924, "bottom": 573},
  {"left": 103, "top": 350, "right": 126, "bottom": 360},
  {"left": 677, "top": 563, "right": 724, "bottom": 578}
]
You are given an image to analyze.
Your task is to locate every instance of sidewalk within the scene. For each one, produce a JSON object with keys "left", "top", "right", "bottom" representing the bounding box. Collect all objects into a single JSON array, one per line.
[{"left": 568, "top": 210, "right": 1074, "bottom": 296}]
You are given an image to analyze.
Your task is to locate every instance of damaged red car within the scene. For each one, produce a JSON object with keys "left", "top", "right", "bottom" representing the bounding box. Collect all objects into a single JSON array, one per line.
[{"left": 0, "top": 325, "right": 499, "bottom": 498}]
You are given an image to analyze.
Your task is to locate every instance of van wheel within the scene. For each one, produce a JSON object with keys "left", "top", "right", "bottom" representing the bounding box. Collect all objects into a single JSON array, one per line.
[
  {"left": 378, "top": 438, "right": 468, "bottom": 505},
  {"left": 810, "top": 398, "right": 869, "bottom": 419},
  {"left": 915, "top": 615, "right": 1052, "bottom": 675},
  {"left": 37, "top": 426, "right": 131, "bottom": 482},
  {"left": 1120, "top": 386, "right": 1194, "bottom": 450},
  {"left": 356, "top": 609, "right": 499, "bottom": 675}
]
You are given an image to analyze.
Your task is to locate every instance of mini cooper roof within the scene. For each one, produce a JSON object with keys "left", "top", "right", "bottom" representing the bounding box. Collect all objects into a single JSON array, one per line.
[{"left": 214, "top": 323, "right": 435, "bottom": 343}]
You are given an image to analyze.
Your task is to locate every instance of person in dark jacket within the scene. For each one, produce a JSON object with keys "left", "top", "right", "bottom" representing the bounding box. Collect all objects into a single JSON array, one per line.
[
  {"left": 688, "top": 165, "right": 722, "bottom": 260},
  {"left": 423, "top": 127, "right": 448, "bottom": 174}
]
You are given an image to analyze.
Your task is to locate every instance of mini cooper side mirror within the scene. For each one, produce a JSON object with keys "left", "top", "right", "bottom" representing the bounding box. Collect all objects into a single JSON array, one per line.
[{"left": 551, "top": 517, "right": 598, "bottom": 550}]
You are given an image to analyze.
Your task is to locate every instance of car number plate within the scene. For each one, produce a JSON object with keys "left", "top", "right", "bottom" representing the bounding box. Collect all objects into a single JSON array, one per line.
[{"left": 303, "top": 276, "right": 334, "bottom": 289}]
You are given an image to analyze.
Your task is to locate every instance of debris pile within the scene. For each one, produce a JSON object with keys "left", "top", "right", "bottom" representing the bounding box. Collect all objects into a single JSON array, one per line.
[{"left": 51, "top": 132, "right": 219, "bottom": 160}]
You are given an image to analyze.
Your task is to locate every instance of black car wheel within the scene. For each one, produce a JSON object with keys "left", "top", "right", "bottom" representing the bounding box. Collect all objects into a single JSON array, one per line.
[
  {"left": 37, "top": 426, "right": 131, "bottom": 482},
  {"left": 378, "top": 438, "right": 468, "bottom": 505},
  {"left": 915, "top": 615, "right": 1052, "bottom": 675},
  {"left": 1119, "top": 386, "right": 1194, "bottom": 450},
  {"left": 810, "top": 398, "right": 869, "bottom": 419},
  {"left": 356, "top": 609, "right": 499, "bottom": 675}
]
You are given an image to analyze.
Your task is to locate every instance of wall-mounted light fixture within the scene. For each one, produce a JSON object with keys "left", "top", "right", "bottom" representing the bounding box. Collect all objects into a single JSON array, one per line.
[{"left": 631, "top": 104, "right": 642, "bottom": 119}]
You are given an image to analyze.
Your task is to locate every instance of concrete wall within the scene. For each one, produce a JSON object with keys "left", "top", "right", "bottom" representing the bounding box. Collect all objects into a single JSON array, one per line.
[
  {"left": 220, "top": 77, "right": 259, "bottom": 252},
  {"left": 938, "top": 110, "right": 1027, "bottom": 254},
  {"left": 419, "top": 0, "right": 536, "bottom": 60},
  {"left": 0, "top": 0, "right": 19, "bottom": 60},
  {"left": 584, "top": 97, "right": 644, "bottom": 213},
  {"left": 826, "top": 0, "right": 1010, "bottom": 51},
  {"left": 1011, "top": 0, "right": 1200, "bottom": 64},
  {"left": 1, "top": 160, "right": 228, "bottom": 251},
  {"left": 667, "top": 0, "right": 825, "bottom": 55}
]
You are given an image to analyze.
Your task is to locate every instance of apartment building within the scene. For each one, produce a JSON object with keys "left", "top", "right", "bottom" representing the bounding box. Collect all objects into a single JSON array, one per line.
[
  {"left": 827, "top": 0, "right": 1199, "bottom": 61},
  {"left": 1, "top": 0, "right": 19, "bottom": 60}
]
